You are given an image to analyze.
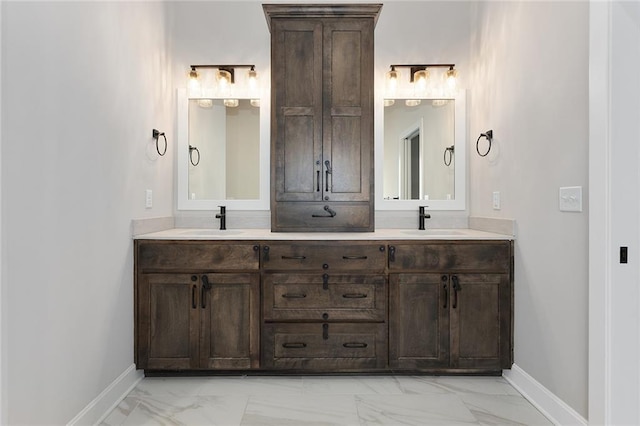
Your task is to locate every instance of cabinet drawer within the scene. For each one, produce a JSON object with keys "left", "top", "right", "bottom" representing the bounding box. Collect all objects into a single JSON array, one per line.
[
  {"left": 273, "top": 202, "right": 373, "bottom": 232},
  {"left": 262, "top": 242, "right": 387, "bottom": 272},
  {"left": 262, "top": 323, "right": 387, "bottom": 370},
  {"left": 263, "top": 274, "right": 386, "bottom": 321},
  {"left": 136, "top": 241, "right": 260, "bottom": 272},
  {"left": 389, "top": 242, "right": 511, "bottom": 273}
]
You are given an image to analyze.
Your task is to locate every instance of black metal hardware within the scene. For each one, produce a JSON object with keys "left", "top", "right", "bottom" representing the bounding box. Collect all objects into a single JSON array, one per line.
[
  {"left": 192, "top": 285, "right": 197, "bottom": 309},
  {"left": 419, "top": 206, "right": 431, "bottom": 230},
  {"left": 322, "top": 264, "right": 329, "bottom": 270},
  {"left": 343, "top": 293, "right": 367, "bottom": 299},
  {"left": 322, "top": 313, "right": 329, "bottom": 320},
  {"left": 263, "top": 246, "right": 270, "bottom": 261},
  {"left": 442, "top": 275, "right": 448, "bottom": 308},
  {"left": 282, "top": 255, "right": 306, "bottom": 260},
  {"left": 312, "top": 205, "right": 337, "bottom": 218},
  {"left": 282, "top": 293, "right": 307, "bottom": 299},
  {"left": 379, "top": 246, "right": 385, "bottom": 252},
  {"left": 452, "top": 275, "right": 461, "bottom": 309},
  {"left": 389, "top": 246, "right": 396, "bottom": 262},
  {"left": 343, "top": 342, "right": 368, "bottom": 349},
  {"left": 189, "top": 145, "right": 200, "bottom": 166},
  {"left": 191, "top": 275, "right": 198, "bottom": 281},
  {"left": 476, "top": 130, "right": 493, "bottom": 157},
  {"left": 443, "top": 145, "right": 454, "bottom": 166},
  {"left": 322, "top": 323, "right": 329, "bottom": 340},
  {"left": 621, "top": 246, "right": 628, "bottom": 264},
  {"left": 152, "top": 129, "right": 167, "bottom": 156},
  {"left": 322, "top": 273, "right": 329, "bottom": 290},
  {"left": 343, "top": 255, "right": 367, "bottom": 260},
  {"left": 253, "top": 245, "right": 259, "bottom": 252},
  {"left": 324, "top": 160, "right": 332, "bottom": 192},
  {"left": 215, "top": 206, "right": 226, "bottom": 230},
  {"left": 201, "top": 275, "right": 212, "bottom": 309},
  {"left": 282, "top": 342, "right": 307, "bottom": 349},
  {"left": 317, "top": 170, "right": 320, "bottom": 192}
]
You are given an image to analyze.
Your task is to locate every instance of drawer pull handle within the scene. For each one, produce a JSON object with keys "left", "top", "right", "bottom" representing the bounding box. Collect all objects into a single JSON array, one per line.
[
  {"left": 282, "top": 255, "right": 306, "bottom": 260},
  {"left": 322, "top": 273, "right": 329, "bottom": 290},
  {"left": 343, "top": 342, "right": 368, "bottom": 349},
  {"left": 342, "top": 293, "right": 367, "bottom": 299},
  {"left": 282, "top": 342, "right": 307, "bottom": 349},
  {"left": 342, "top": 256, "right": 368, "bottom": 260},
  {"left": 323, "top": 323, "right": 329, "bottom": 340},
  {"left": 282, "top": 293, "right": 307, "bottom": 299},
  {"left": 312, "top": 205, "right": 337, "bottom": 218}
]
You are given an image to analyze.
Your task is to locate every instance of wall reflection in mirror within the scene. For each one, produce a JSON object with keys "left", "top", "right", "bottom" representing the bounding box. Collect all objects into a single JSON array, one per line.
[
  {"left": 383, "top": 99, "right": 455, "bottom": 201},
  {"left": 188, "top": 98, "right": 260, "bottom": 200}
]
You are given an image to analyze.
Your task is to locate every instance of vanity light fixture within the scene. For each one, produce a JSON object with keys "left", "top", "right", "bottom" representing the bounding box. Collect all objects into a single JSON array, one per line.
[
  {"left": 383, "top": 99, "right": 395, "bottom": 107},
  {"left": 187, "top": 64, "right": 257, "bottom": 93},
  {"left": 250, "top": 99, "right": 260, "bottom": 107},
  {"left": 405, "top": 99, "right": 421, "bottom": 107},
  {"left": 388, "top": 64, "right": 459, "bottom": 96},
  {"left": 223, "top": 99, "right": 239, "bottom": 107}
]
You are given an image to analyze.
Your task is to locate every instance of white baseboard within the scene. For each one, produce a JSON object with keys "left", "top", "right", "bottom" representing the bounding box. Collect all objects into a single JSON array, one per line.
[
  {"left": 67, "top": 364, "right": 143, "bottom": 426},
  {"left": 504, "top": 364, "right": 587, "bottom": 426}
]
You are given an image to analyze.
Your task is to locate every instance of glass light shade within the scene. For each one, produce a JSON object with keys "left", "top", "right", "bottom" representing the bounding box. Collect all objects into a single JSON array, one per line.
[
  {"left": 445, "top": 68, "right": 458, "bottom": 90},
  {"left": 223, "top": 99, "right": 239, "bottom": 107},
  {"left": 188, "top": 69, "right": 201, "bottom": 96},
  {"left": 248, "top": 68, "right": 258, "bottom": 90},
  {"left": 386, "top": 68, "right": 399, "bottom": 95},
  {"left": 250, "top": 99, "right": 260, "bottom": 107},
  {"left": 413, "top": 69, "right": 430, "bottom": 92},
  {"left": 405, "top": 99, "right": 421, "bottom": 107},
  {"left": 197, "top": 99, "right": 213, "bottom": 108},
  {"left": 431, "top": 99, "right": 448, "bottom": 107},
  {"left": 217, "top": 69, "right": 232, "bottom": 88},
  {"left": 383, "top": 99, "right": 395, "bottom": 107}
]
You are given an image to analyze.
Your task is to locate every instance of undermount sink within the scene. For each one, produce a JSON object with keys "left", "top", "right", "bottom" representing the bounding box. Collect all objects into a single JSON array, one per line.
[
  {"left": 400, "top": 229, "right": 466, "bottom": 237},
  {"left": 175, "top": 229, "right": 244, "bottom": 236}
]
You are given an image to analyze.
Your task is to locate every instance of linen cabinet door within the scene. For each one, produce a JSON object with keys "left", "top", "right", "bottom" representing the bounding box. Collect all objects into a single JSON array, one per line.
[
  {"left": 389, "top": 273, "right": 450, "bottom": 369},
  {"left": 449, "top": 273, "right": 511, "bottom": 370},
  {"left": 199, "top": 273, "right": 260, "bottom": 369},
  {"left": 137, "top": 273, "right": 200, "bottom": 370}
]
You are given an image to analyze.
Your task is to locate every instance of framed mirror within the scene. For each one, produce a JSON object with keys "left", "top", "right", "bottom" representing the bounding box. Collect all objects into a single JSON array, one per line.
[
  {"left": 376, "top": 90, "right": 466, "bottom": 210},
  {"left": 177, "top": 89, "right": 270, "bottom": 210}
]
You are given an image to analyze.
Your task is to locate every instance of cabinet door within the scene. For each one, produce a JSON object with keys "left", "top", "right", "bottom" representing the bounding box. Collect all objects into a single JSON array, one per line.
[
  {"left": 200, "top": 273, "right": 260, "bottom": 369},
  {"left": 449, "top": 273, "right": 511, "bottom": 369},
  {"left": 272, "top": 19, "right": 323, "bottom": 203},
  {"left": 322, "top": 19, "right": 373, "bottom": 203},
  {"left": 137, "top": 274, "right": 200, "bottom": 370},
  {"left": 389, "top": 274, "right": 449, "bottom": 369}
]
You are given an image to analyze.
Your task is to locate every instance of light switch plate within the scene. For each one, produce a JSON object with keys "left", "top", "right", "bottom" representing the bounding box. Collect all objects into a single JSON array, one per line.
[
  {"left": 559, "top": 186, "right": 582, "bottom": 212},
  {"left": 145, "top": 189, "right": 153, "bottom": 209},
  {"left": 492, "top": 191, "right": 501, "bottom": 210}
]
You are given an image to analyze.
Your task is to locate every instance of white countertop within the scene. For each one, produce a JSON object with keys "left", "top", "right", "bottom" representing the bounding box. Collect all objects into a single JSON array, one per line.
[{"left": 134, "top": 228, "right": 513, "bottom": 241}]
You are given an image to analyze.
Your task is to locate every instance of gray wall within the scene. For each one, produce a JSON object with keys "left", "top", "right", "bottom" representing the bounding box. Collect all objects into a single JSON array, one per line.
[
  {"left": 1, "top": 2, "right": 173, "bottom": 423},
  {"left": 468, "top": 1, "right": 589, "bottom": 417}
]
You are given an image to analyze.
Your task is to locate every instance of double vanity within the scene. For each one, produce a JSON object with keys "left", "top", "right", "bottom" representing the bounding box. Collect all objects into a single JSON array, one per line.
[{"left": 134, "top": 228, "right": 514, "bottom": 375}]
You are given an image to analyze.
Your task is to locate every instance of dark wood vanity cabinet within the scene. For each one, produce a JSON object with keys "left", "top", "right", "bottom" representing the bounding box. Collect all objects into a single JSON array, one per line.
[
  {"left": 135, "top": 241, "right": 260, "bottom": 371},
  {"left": 261, "top": 242, "right": 388, "bottom": 370},
  {"left": 264, "top": 4, "right": 381, "bottom": 232},
  {"left": 388, "top": 242, "right": 514, "bottom": 371},
  {"left": 134, "top": 238, "right": 513, "bottom": 374}
]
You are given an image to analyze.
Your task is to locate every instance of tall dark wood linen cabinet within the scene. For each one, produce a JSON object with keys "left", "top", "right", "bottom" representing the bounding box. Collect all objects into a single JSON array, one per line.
[{"left": 264, "top": 4, "right": 382, "bottom": 232}]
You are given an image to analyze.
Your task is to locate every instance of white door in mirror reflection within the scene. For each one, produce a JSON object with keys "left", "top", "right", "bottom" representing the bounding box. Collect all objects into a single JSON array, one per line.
[
  {"left": 188, "top": 99, "right": 260, "bottom": 200},
  {"left": 384, "top": 99, "right": 455, "bottom": 201}
]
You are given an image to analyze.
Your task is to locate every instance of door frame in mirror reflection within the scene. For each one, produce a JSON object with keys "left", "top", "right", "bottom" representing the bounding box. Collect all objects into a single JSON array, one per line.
[
  {"left": 177, "top": 89, "right": 270, "bottom": 210},
  {"left": 375, "top": 90, "right": 466, "bottom": 211},
  {"left": 398, "top": 122, "right": 423, "bottom": 200}
]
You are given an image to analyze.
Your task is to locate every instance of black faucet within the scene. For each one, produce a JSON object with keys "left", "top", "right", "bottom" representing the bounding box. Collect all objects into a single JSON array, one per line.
[
  {"left": 418, "top": 206, "right": 431, "bottom": 230},
  {"left": 215, "top": 205, "right": 226, "bottom": 230}
]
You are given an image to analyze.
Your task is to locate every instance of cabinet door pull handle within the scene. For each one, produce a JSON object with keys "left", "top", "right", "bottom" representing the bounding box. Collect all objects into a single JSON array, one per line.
[
  {"left": 322, "top": 273, "right": 329, "bottom": 290},
  {"left": 312, "top": 205, "right": 337, "bottom": 218},
  {"left": 342, "top": 293, "right": 367, "bottom": 299},
  {"left": 281, "top": 255, "right": 306, "bottom": 260},
  {"left": 192, "top": 285, "right": 197, "bottom": 309},
  {"left": 282, "top": 342, "right": 307, "bottom": 349},
  {"left": 342, "top": 255, "right": 368, "bottom": 260},
  {"left": 389, "top": 246, "right": 396, "bottom": 262},
  {"left": 282, "top": 293, "right": 307, "bottom": 299},
  {"left": 343, "top": 342, "right": 368, "bottom": 349},
  {"left": 317, "top": 170, "right": 320, "bottom": 192},
  {"left": 443, "top": 283, "right": 448, "bottom": 309},
  {"left": 263, "top": 246, "right": 270, "bottom": 261},
  {"left": 452, "top": 275, "right": 461, "bottom": 309},
  {"left": 324, "top": 160, "right": 332, "bottom": 192},
  {"left": 323, "top": 323, "right": 329, "bottom": 340},
  {"left": 201, "top": 275, "right": 212, "bottom": 309},
  {"left": 201, "top": 284, "right": 206, "bottom": 309}
]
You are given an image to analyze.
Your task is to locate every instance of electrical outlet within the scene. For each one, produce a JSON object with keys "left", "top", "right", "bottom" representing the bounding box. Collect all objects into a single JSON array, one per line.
[
  {"left": 145, "top": 189, "right": 153, "bottom": 208},
  {"left": 492, "top": 191, "right": 501, "bottom": 210}
]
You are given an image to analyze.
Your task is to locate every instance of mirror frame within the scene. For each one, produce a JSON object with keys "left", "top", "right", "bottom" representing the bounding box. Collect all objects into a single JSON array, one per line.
[
  {"left": 176, "top": 88, "right": 270, "bottom": 210},
  {"left": 375, "top": 90, "right": 467, "bottom": 210}
]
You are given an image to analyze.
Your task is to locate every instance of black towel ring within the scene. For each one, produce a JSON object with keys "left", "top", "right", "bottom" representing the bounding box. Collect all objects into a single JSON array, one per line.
[
  {"left": 443, "top": 145, "right": 454, "bottom": 166},
  {"left": 152, "top": 129, "right": 167, "bottom": 156},
  {"left": 476, "top": 130, "right": 493, "bottom": 157},
  {"left": 189, "top": 145, "right": 201, "bottom": 166}
]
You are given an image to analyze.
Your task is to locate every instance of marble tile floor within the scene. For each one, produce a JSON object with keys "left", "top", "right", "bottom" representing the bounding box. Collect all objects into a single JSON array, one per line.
[{"left": 101, "top": 375, "right": 554, "bottom": 426}]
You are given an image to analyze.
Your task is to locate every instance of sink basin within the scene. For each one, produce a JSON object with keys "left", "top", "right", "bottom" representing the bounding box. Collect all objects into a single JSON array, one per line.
[
  {"left": 175, "top": 229, "right": 244, "bottom": 237},
  {"left": 400, "top": 229, "right": 466, "bottom": 237}
]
